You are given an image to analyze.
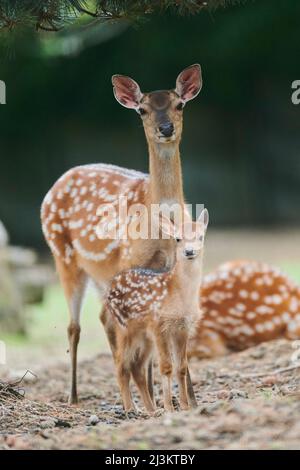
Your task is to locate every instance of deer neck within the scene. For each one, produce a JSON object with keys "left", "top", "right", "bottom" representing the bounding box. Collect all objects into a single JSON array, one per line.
[
  {"left": 147, "top": 140, "right": 184, "bottom": 209},
  {"left": 174, "top": 255, "right": 204, "bottom": 308}
]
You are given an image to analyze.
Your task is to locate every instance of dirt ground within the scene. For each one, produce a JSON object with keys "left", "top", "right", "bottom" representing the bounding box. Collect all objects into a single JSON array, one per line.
[{"left": 1, "top": 339, "right": 300, "bottom": 450}]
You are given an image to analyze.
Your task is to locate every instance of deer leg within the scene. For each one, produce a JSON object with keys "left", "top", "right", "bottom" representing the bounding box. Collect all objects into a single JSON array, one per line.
[
  {"left": 131, "top": 364, "right": 155, "bottom": 413},
  {"left": 155, "top": 331, "right": 174, "bottom": 412},
  {"left": 67, "top": 321, "right": 81, "bottom": 405},
  {"left": 117, "top": 362, "right": 134, "bottom": 413},
  {"left": 131, "top": 339, "right": 155, "bottom": 413},
  {"left": 186, "top": 367, "right": 198, "bottom": 408},
  {"left": 115, "top": 332, "right": 135, "bottom": 413},
  {"left": 147, "top": 360, "right": 155, "bottom": 406},
  {"left": 100, "top": 305, "right": 117, "bottom": 361},
  {"left": 55, "top": 258, "right": 87, "bottom": 405},
  {"left": 173, "top": 330, "right": 189, "bottom": 410}
]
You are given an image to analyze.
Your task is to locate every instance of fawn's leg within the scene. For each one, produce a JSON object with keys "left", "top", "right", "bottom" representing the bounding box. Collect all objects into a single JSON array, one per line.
[
  {"left": 131, "top": 338, "right": 155, "bottom": 413},
  {"left": 173, "top": 330, "right": 189, "bottom": 410},
  {"left": 100, "top": 305, "right": 117, "bottom": 361},
  {"left": 117, "top": 362, "right": 134, "bottom": 412},
  {"left": 155, "top": 330, "right": 174, "bottom": 412},
  {"left": 116, "top": 335, "right": 135, "bottom": 412},
  {"left": 147, "top": 360, "right": 155, "bottom": 405},
  {"left": 55, "top": 258, "right": 87, "bottom": 405},
  {"left": 186, "top": 367, "right": 197, "bottom": 408}
]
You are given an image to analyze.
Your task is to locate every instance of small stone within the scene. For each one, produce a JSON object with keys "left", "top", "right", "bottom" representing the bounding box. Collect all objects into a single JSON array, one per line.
[
  {"left": 217, "top": 378, "right": 226, "bottom": 384},
  {"left": 275, "top": 358, "right": 290, "bottom": 368},
  {"left": 171, "top": 433, "right": 182, "bottom": 443},
  {"left": 40, "top": 418, "right": 57, "bottom": 429},
  {"left": 88, "top": 415, "right": 99, "bottom": 426},
  {"left": 250, "top": 348, "right": 266, "bottom": 359},
  {"left": 55, "top": 419, "right": 71, "bottom": 428},
  {"left": 126, "top": 411, "right": 139, "bottom": 419},
  {"left": 229, "top": 389, "right": 248, "bottom": 399},
  {"left": 217, "top": 389, "right": 230, "bottom": 400},
  {"left": 280, "top": 385, "right": 291, "bottom": 395},
  {"left": 261, "top": 375, "right": 280, "bottom": 387}
]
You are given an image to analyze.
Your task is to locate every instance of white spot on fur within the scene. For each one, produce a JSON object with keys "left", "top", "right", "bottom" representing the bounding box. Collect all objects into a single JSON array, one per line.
[{"left": 239, "top": 290, "right": 249, "bottom": 299}]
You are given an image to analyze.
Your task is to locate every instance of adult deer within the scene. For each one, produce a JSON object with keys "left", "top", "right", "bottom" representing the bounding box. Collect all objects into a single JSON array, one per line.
[
  {"left": 189, "top": 260, "right": 300, "bottom": 358},
  {"left": 41, "top": 64, "right": 202, "bottom": 404}
]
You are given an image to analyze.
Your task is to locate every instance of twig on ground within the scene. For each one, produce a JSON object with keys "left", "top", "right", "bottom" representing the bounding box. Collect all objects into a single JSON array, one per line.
[
  {"left": 240, "top": 363, "right": 300, "bottom": 379},
  {"left": 0, "top": 370, "right": 37, "bottom": 401}
]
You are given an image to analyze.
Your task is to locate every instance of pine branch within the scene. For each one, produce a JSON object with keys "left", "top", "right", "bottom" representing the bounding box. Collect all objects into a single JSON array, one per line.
[{"left": 0, "top": 1, "right": 247, "bottom": 33}]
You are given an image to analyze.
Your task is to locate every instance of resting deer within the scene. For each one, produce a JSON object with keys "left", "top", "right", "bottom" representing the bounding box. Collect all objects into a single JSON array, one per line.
[
  {"left": 41, "top": 64, "right": 202, "bottom": 404},
  {"left": 106, "top": 211, "right": 209, "bottom": 413},
  {"left": 189, "top": 260, "right": 300, "bottom": 358}
]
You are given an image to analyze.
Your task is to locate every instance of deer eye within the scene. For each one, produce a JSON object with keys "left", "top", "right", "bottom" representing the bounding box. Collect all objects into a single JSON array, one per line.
[
  {"left": 138, "top": 108, "right": 147, "bottom": 116},
  {"left": 176, "top": 237, "right": 182, "bottom": 243},
  {"left": 176, "top": 102, "right": 184, "bottom": 111}
]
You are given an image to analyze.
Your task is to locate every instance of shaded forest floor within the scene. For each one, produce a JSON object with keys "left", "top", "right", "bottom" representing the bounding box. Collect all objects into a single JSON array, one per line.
[{"left": 1, "top": 339, "right": 300, "bottom": 450}]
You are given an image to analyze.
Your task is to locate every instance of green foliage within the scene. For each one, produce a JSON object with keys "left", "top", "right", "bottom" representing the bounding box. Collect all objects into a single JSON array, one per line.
[{"left": 0, "top": 0, "right": 246, "bottom": 32}]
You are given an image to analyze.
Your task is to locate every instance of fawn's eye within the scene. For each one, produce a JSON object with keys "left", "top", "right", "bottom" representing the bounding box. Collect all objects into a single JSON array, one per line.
[
  {"left": 176, "top": 102, "right": 184, "bottom": 111},
  {"left": 176, "top": 237, "right": 182, "bottom": 243},
  {"left": 138, "top": 108, "right": 147, "bottom": 116}
]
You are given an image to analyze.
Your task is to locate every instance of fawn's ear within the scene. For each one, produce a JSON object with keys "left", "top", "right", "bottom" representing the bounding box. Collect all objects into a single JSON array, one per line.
[
  {"left": 112, "top": 75, "right": 143, "bottom": 110},
  {"left": 160, "top": 214, "right": 177, "bottom": 239},
  {"left": 197, "top": 208, "right": 209, "bottom": 230},
  {"left": 175, "top": 64, "right": 202, "bottom": 103}
]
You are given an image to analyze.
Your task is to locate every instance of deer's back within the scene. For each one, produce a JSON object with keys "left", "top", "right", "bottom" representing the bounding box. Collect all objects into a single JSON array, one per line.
[
  {"left": 106, "top": 268, "right": 171, "bottom": 327},
  {"left": 41, "top": 164, "right": 148, "bottom": 271},
  {"left": 190, "top": 260, "right": 300, "bottom": 357}
]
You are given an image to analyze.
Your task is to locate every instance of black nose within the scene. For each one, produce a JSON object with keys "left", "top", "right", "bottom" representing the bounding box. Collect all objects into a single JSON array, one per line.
[
  {"left": 159, "top": 122, "right": 174, "bottom": 137},
  {"left": 185, "top": 249, "right": 194, "bottom": 257}
]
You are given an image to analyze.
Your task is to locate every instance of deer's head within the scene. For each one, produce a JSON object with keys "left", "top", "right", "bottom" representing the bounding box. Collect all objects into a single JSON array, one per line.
[
  {"left": 160, "top": 208, "right": 209, "bottom": 262},
  {"left": 112, "top": 64, "right": 202, "bottom": 146}
]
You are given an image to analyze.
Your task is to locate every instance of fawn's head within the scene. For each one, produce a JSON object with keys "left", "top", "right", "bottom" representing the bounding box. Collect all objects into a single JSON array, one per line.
[
  {"left": 112, "top": 64, "right": 202, "bottom": 146},
  {"left": 161, "top": 209, "right": 209, "bottom": 262}
]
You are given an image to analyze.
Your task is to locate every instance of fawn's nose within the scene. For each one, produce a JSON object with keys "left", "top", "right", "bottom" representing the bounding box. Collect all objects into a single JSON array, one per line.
[
  {"left": 184, "top": 249, "right": 195, "bottom": 258},
  {"left": 159, "top": 122, "right": 174, "bottom": 137}
]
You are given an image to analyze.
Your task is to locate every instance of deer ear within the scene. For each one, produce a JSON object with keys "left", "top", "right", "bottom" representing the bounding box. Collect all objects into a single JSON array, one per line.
[
  {"left": 175, "top": 64, "right": 202, "bottom": 103},
  {"left": 112, "top": 75, "right": 143, "bottom": 110},
  {"left": 197, "top": 208, "right": 209, "bottom": 230}
]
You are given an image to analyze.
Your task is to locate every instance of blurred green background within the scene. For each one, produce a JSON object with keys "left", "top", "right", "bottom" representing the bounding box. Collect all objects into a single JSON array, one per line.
[{"left": 0, "top": 0, "right": 299, "bottom": 249}]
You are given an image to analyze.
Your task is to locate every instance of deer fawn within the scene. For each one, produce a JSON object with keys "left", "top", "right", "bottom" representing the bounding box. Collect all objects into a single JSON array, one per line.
[
  {"left": 41, "top": 65, "right": 202, "bottom": 404},
  {"left": 188, "top": 260, "right": 300, "bottom": 358},
  {"left": 105, "top": 210, "right": 209, "bottom": 413}
]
